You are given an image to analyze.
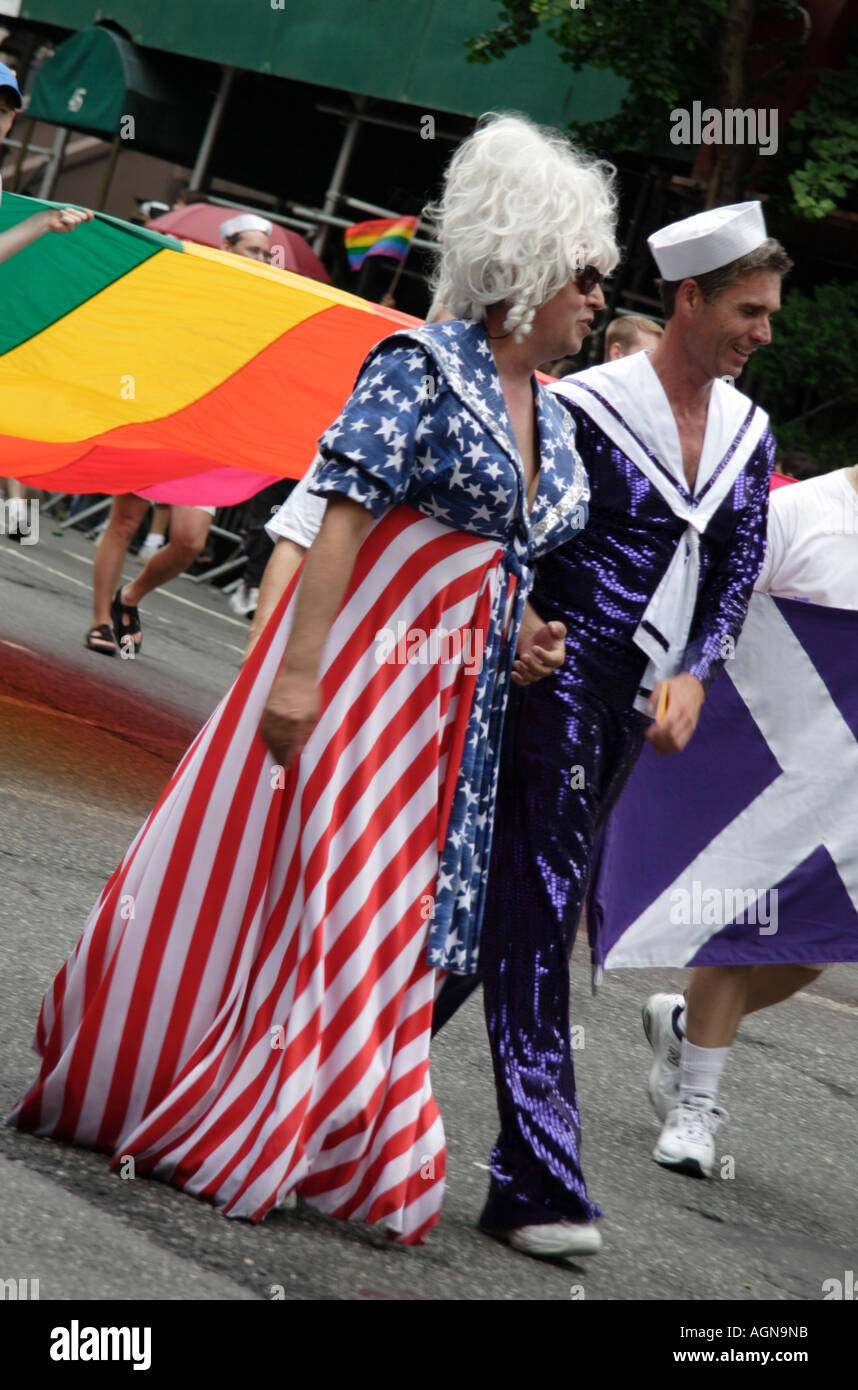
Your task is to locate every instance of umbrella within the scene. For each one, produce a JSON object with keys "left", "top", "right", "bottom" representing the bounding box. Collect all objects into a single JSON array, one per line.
[{"left": 147, "top": 203, "right": 331, "bottom": 283}]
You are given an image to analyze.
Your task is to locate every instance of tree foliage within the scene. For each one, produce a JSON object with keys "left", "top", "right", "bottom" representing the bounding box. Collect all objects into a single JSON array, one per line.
[
  {"left": 467, "top": 1, "right": 799, "bottom": 148},
  {"left": 744, "top": 279, "right": 858, "bottom": 468},
  {"left": 750, "top": 280, "right": 858, "bottom": 409},
  {"left": 785, "top": 55, "right": 858, "bottom": 219},
  {"left": 466, "top": 1, "right": 856, "bottom": 221}
]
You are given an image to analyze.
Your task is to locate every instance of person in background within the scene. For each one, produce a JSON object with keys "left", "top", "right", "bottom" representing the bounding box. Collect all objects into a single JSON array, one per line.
[
  {"left": 135, "top": 503, "right": 170, "bottom": 565},
  {"left": 603, "top": 312, "right": 663, "bottom": 360},
  {"left": 81, "top": 214, "right": 276, "bottom": 653},
  {"left": 86, "top": 497, "right": 216, "bottom": 655},
  {"left": 540, "top": 311, "right": 661, "bottom": 379},
  {"left": 1, "top": 63, "right": 92, "bottom": 543},
  {"left": 643, "top": 460, "right": 858, "bottom": 1177},
  {"left": 219, "top": 212, "right": 272, "bottom": 262},
  {"left": 229, "top": 481, "right": 296, "bottom": 619},
  {"left": 216, "top": 211, "right": 288, "bottom": 618}
]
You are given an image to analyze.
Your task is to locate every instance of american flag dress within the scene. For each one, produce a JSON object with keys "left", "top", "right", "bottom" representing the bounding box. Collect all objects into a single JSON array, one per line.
[{"left": 9, "top": 321, "right": 589, "bottom": 1243}]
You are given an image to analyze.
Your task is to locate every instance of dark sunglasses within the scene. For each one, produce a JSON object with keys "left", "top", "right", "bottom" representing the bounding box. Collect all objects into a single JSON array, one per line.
[{"left": 575, "top": 265, "right": 604, "bottom": 295}]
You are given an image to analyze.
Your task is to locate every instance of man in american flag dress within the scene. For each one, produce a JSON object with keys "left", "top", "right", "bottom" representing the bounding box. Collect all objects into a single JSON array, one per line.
[{"left": 9, "top": 115, "right": 617, "bottom": 1249}]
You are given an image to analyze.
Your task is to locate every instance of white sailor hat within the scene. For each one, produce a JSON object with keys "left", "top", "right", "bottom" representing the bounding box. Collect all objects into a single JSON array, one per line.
[
  {"left": 648, "top": 201, "right": 767, "bottom": 281},
  {"left": 219, "top": 212, "right": 273, "bottom": 239}
]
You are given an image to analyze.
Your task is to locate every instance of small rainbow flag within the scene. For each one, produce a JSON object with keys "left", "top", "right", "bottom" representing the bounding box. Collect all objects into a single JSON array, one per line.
[{"left": 344, "top": 216, "right": 418, "bottom": 271}]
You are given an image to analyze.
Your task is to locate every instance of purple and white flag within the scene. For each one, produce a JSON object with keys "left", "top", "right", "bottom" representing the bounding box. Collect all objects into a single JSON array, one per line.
[{"left": 589, "top": 593, "right": 858, "bottom": 969}]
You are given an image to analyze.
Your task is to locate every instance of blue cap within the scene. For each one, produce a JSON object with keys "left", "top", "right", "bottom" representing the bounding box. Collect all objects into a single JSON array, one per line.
[{"left": 0, "top": 63, "right": 22, "bottom": 109}]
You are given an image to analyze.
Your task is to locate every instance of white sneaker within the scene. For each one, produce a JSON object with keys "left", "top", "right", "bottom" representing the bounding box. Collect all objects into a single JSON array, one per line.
[
  {"left": 228, "top": 581, "right": 259, "bottom": 618},
  {"left": 653, "top": 1098, "right": 728, "bottom": 1179},
  {"left": 507, "top": 1221, "right": 602, "bottom": 1258},
  {"left": 642, "top": 992, "right": 685, "bottom": 1121},
  {"left": 135, "top": 538, "right": 165, "bottom": 566}
]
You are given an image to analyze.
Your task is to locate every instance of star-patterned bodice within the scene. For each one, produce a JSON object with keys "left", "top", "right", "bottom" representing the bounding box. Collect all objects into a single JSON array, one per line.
[{"left": 311, "top": 319, "right": 588, "bottom": 560}]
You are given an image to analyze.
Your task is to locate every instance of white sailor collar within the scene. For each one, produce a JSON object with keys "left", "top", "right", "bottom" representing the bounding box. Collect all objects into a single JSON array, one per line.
[{"left": 552, "top": 350, "right": 766, "bottom": 503}]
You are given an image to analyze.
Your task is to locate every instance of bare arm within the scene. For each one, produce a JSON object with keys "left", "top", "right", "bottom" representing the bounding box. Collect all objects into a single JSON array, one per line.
[
  {"left": 259, "top": 496, "right": 373, "bottom": 767},
  {"left": 243, "top": 536, "right": 307, "bottom": 663},
  {"left": 0, "top": 206, "right": 93, "bottom": 266}
]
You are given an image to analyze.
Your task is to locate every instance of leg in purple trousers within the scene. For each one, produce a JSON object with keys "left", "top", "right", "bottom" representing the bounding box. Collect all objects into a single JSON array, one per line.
[{"left": 474, "top": 676, "right": 646, "bottom": 1232}]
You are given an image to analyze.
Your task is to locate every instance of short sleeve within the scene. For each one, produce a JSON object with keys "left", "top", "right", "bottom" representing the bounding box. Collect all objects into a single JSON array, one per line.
[
  {"left": 310, "top": 339, "right": 433, "bottom": 518},
  {"left": 265, "top": 459, "right": 326, "bottom": 548}
]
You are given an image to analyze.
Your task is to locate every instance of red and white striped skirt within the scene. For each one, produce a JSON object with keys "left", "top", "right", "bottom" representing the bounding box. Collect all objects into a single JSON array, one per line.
[{"left": 10, "top": 508, "right": 504, "bottom": 1243}]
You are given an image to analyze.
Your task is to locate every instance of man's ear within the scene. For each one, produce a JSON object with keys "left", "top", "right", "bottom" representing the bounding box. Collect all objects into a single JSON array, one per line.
[{"left": 677, "top": 278, "right": 703, "bottom": 317}]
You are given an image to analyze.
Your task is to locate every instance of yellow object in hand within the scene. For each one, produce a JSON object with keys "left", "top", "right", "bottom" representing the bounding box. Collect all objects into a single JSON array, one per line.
[{"left": 656, "top": 682, "right": 670, "bottom": 723}]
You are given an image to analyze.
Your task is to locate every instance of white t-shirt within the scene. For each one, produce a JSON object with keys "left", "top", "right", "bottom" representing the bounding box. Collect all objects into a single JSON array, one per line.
[
  {"left": 265, "top": 459, "right": 326, "bottom": 549},
  {"left": 755, "top": 469, "right": 858, "bottom": 611}
]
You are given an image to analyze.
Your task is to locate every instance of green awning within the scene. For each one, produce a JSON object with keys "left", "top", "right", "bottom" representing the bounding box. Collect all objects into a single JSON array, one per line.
[
  {"left": 20, "top": 1, "right": 627, "bottom": 128},
  {"left": 26, "top": 24, "right": 213, "bottom": 164}
]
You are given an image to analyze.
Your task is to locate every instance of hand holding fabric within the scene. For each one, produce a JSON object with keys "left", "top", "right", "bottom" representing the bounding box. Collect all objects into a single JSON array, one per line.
[{"left": 45, "top": 206, "right": 94, "bottom": 234}]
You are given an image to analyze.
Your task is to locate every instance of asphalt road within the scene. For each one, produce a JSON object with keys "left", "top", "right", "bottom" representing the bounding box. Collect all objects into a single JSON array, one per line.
[{"left": 1, "top": 524, "right": 856, "bottom": 1306}]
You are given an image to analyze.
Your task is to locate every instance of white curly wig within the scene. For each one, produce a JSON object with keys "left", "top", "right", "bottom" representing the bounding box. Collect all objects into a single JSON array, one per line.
[{"left": 426, "top": 113, "right": 619, "bottom": 341}]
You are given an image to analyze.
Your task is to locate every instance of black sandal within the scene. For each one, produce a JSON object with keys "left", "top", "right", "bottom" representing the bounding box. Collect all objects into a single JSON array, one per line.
[
  {"left": 111, "top": 585, "right": 143, "bottom": 654},
  {"left": 85, "top": 623, "right": 118, "bottom": 657}
]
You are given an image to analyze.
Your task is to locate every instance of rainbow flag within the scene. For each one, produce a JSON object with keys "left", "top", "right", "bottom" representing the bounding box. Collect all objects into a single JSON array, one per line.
[
  {"left": 344, "top": 216, "right": 418, "bottom": 272},
  {"left": 0, "top": 193, "right": 419, "bottom": 505}
]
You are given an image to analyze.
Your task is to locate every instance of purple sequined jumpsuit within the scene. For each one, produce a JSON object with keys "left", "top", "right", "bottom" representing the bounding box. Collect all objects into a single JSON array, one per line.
[{"left": 440, "top": 405, "right": 775, "bottom": 1233}]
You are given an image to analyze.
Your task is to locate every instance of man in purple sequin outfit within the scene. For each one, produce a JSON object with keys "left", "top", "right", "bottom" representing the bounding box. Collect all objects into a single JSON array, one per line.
[
  {"left": 240, "top": 198, "right": 793, "bottom": 1261},
  {"left": 451, "top": 204, "right": 794, "bottom": 1259}
]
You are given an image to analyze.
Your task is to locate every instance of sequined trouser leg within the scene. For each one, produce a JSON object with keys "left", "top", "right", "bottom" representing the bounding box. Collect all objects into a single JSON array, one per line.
[{"left": 477, "top": 677, "right": 647, "bottom": 1231}]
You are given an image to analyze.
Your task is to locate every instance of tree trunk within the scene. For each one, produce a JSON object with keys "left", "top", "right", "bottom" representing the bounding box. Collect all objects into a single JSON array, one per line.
[{"left": 705, "top": 0, "right": 758, "bottom": 207}]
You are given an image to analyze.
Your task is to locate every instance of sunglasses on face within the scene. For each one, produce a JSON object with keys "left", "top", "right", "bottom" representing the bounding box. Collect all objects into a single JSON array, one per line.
[{"left": 575, "top": 265, "right": 604, "bottom": 295}]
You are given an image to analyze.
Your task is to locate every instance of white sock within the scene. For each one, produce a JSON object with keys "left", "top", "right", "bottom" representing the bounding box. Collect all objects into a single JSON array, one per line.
[
  {"left": 678, "top": 1040, "right": 730, "bottom": 1107},
  {"left": 142, "top": 532, "right": 165, "bottom": 549}
]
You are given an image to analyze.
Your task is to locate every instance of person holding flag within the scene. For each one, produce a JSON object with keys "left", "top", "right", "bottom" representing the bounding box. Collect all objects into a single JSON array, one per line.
[
  {"left": 0, "top": 62, "right": 92, "bottom": 543},
  {"left": 641, "top": 461, "right": 858, "bottom": 1178},
  {"left": 0, "top": 64, "right": 92, "bottom": 261},
  {"left": 85, "top": 212, "right": 274, "bottom": 653}
]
